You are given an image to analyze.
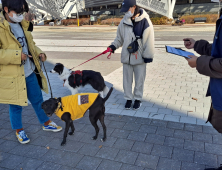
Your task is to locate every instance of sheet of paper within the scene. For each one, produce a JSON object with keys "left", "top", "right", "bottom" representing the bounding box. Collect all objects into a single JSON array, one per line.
[{"left": 166, "top": 46, "right": 194, "bottom": 59}]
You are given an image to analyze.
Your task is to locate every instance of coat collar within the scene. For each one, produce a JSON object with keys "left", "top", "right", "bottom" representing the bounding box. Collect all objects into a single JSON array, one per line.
[{"left": 123, "top": 8, "right": 149, "bottom": 26}]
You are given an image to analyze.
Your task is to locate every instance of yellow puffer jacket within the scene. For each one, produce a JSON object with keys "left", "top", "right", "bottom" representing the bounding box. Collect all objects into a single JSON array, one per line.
[
  {"left": 0, "top": 12, "right": 48, "bottom": 106},
  {"left": 55, "top": 93, "right": 99, "bottom": 121}
]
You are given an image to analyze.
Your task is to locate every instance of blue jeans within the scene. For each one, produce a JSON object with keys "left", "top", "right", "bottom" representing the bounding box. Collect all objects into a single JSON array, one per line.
[{"left": 9, "top": 72, "right": 49, "bottom": 130}]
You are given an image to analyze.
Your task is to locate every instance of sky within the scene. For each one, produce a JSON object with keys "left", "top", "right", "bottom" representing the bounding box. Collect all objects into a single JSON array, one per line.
[{"left": 0, "top": 0, "right": 1, "bottom": 4}]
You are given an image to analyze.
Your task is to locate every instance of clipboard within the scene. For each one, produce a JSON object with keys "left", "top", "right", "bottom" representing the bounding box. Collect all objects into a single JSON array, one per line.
[{"left": 166, "top": 46, "right": 194, "bottom": 59}]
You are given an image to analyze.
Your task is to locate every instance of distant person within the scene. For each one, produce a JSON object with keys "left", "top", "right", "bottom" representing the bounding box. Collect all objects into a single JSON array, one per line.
[
  {"left": 108, "top": 0, "right": 155, "bottom": 110},
  {"left": 0, "top": 0, "right": 62, "bottom": 144},
  {"left": 182, "top": 18, "right": 185, "bottom": 24},
  {"left": 184, "top": 6, "right": 222, "bottom": 170}
]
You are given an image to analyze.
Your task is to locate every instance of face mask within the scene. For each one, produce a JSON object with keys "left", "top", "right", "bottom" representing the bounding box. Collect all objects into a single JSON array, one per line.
[
  {"left": 125, "top": 11, "right": 134, "bottom": 18},
  {"left": 8, "top": 13, "right": 24, "bottom": 23}
]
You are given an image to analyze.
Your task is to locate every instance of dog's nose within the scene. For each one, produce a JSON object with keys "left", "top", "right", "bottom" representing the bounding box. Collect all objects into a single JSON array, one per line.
[{"left": 50, "top": 71, "right": 52, "bottom": 73}]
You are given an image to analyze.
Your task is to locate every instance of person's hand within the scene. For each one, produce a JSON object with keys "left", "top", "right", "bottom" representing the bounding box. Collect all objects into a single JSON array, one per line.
[
  {"left": 186, "top": 55, "right": 198, "bottom": 68},
  {"left": 21, "top": 52, "right": 27, "bottom": 61},
  {"left": 183, "top": 38, "right": 196, "bottom": 49},
  {"left": 39, "top": 53, "right": 46, "bottom": 62}
]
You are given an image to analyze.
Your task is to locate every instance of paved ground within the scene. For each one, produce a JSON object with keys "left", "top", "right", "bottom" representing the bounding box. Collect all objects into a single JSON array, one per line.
[
  {"left": 0, "top": 25, "right": 221, "bottom": 170},
  {"left": 0, "top": 104, "right": 222, "bottom": 170}
]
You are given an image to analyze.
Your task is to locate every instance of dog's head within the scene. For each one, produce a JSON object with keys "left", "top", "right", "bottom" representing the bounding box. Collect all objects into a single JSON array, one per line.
[
  {"left": 50, "top": 63, "right": 64, "bottom": 75},
  {"left": 41, "top": 98, "right": 60, "bottom": 117}
]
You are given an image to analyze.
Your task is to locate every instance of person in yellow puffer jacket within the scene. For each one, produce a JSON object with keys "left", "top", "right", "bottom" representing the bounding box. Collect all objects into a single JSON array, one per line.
[{"left": 0, "top": 0, "right": 62, "bottom": 144}]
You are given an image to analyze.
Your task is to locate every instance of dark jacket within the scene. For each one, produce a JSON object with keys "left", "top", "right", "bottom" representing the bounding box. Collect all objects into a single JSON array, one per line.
[
  {"left": 195, "top": 16, "right": 222, "bottom": 112},
  {"left": 194, "top": 19, "right": 222, "bottom": 133}
]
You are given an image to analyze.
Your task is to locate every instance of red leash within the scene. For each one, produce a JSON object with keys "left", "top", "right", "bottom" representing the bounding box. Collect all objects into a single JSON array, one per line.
[{"left": 70, "top": 47, "right": 113, "bottom": 70}]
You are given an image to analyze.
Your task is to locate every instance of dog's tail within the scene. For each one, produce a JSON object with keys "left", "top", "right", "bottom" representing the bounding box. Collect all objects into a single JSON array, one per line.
[{"left": 103, "top": 87, "right": 113, "bottom": 103}]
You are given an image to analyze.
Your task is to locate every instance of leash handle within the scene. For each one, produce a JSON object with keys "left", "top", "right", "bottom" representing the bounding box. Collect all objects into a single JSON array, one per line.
[{"left": 70, "top": 47, "right": 113, "bottom": 70}]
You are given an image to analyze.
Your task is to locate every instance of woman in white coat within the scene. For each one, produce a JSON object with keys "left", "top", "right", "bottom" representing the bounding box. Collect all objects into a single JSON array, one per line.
[{"left": 109, "top": 0, "right": 155, "bottom": 110}]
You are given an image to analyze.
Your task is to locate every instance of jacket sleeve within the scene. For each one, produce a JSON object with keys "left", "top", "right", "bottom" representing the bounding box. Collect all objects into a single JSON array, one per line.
[
  {"left": 142, "top": 22, "right": 155, "bottom": 62},
  {"left": 196, "top": 55, "right": 222, "bottom": 78},
  {"left": 0, "top": 40, "right": 21, "bottom": 65},
  {"left": 110, "top": 23, "right": 124, "bottom": 52},
  {"left": 194, "top": 40, "right": 212, "bottom": 56},
  {"left": 33, "top": 40, "right": 47, "bottom": 61}
]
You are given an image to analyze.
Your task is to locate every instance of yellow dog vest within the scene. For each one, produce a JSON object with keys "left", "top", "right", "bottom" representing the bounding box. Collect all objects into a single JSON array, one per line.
[{"left": 55, "top": 93, "right": 99, "bottom": 120}]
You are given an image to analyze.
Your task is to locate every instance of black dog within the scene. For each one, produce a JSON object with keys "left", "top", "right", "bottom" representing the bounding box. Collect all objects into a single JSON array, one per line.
[
  {"left": 42, "top": 87, "right": 113, "bottom": 146},
  {"left": 50, "top": 63, "right": 109, "bottom": 98}
]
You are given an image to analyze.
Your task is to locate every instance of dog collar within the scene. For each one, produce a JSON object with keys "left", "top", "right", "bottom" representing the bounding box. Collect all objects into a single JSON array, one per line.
[{"left": 55, "top": 102, "right": 62, "bottom": 114}]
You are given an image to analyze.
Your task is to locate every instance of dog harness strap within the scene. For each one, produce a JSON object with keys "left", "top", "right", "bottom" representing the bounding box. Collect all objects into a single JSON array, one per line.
[{"left": 71, "top": 71, "right": 83, "bottom": 85}]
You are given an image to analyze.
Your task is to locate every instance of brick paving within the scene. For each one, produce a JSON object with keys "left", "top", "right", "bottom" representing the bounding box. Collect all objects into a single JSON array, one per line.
[{"left": 0, "top": 103, "right": 221, "bottom": 170}]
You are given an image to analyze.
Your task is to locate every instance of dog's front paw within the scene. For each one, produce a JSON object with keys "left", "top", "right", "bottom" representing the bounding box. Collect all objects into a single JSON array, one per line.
[
  {"left": 92, "top": 136, "right": 97, "bottom": 140},
  {"left": 69, "top": 132, "right": 74, "bottom": 135},
  {"left": 101, "top": 137, "right": 106, "bottom": 142},
  {"left": 61, "top": 141, "right": 66, "bottom": 146}
]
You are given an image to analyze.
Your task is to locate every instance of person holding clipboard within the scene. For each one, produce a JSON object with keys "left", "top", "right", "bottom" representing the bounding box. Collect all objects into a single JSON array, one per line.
[{"left": 184, "top": 9, "right": 222, "bottom": 170}]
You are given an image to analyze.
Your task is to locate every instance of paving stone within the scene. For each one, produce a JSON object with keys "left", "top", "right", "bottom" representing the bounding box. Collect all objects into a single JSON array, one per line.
[
  {"left": 156, "top": 127, "right": 174, "bottom": 137},
  {"left": 31, "top": 135, "right": 54, "bottom": 146},
  {"left": 9, "top": 143, "right": 33, "bottom": 156},
  {"left": 123, "top": 123, "right": 141, "bottom": 131},
  {"left": 181, "top": 162, "right": 205, "bottom": 170},
  {"left": 0, "top": 129, "right": 12, "bottom": 138},
  {"left": 135, "top": 153, "right": 159, "bottom": 169},
  {"left": 41, "top": 149, "right": 66, "bottom": 162},
  {"left": 106, "top": 114, "right": 122, "bottom": 121},
  {"left": 0, "top": 140, "right": 18, "bottom": 152},
  {"left": 56, "top": 151, "right": 84, "bottom": 167},
  {"left": 0, "top": 154, "right": 26, "bottom": 169},
  {"left": 79, "top": 133, "right": 98, "bottom": 145},
  {"left": 156, "top": 157, "right": 181, "bottom": 170},
  {"left": 14, "top": 158, "right": 43, "bottom": 170},
  {"left": 203, "top": 126, "right": 219, "bottom": 135},
  {"left": 184, "top": 124, "right": 203, "bottom": 133},
  {"left": 111, "top": 129, "right": 131, "bottom": 139},
  {"left": 97, "top": 160, "right": 122, "bottom": 170},
  {"left": 172, "top": 148, "right": 194, "bottom": 163},
  {"left": 58, "top": 166, "right": 79, "bottom": 170},
  {"left": 36, "top": 162, "right": 61, "bottom": 170},
  {"left": 184, "top": 140, "right": 204, "bottom": 152},
  {"left": 194, "top": 152, "right": 218, "bottom": 167},
  {"left": 0, "top": 152, "right": 11, "bottom": 162},
  {"left": 145, "top": 134, "right": 165, "bottom": 145},
  {"left": 120, "top": 164, "right": 144, "bottom": 170},
  {"left": 115, "top": 150, "right": 139, "bottom": 164},
  {"left": 127, "top": 131, "right": 147, "bottom": 141},
  {"left": 174, "top": 130, "right": 192, "bottom": 140},
  {"left": 139, "top": 124, "right": 157, "bottom": 134},
  {"left": 164, "top": 137, "right": 184, "bottom": 148},
  {"left": 94, "top": 136, "right": 117, "bottom": 147},
  {"left": 213, "top": 134, "right": 222, "bottom": 145},
  {"left": 76, "top": 156, "right": 102, "bottom": 170},
  {"left": 25, "top": 145, "right": 49, "bottom": 159},
  {"left": 193, "top": 132, "right": 212, "bottom": 143},
  {"left": 78, "top": 143, "right": 101, "bottom": 156},
  {"left": 108, "top": 121, "right": 126, "bottom": 129},
  {"left": 113, "top": 138, "right": 135, "bottom": 150},
  {"left": 131, "top": 141, "right": 153, "bottom": 154},
  {"left": 150, "top": 119, "right": 167, "bottom": 127},
  {"left": 205, "top": 143, "right": 222, "bottom": 155},
  {"left": 135, "top": 117, "right": 152, "bottom": 125},
  {"left": 96, "top": 146, "right": 119, "bottom": 160},
  {"left": 151, "top": 144, "right": 173, "bottom": 158},
  {"left": 119, "top": 116, "right": 138, "bottom": 123}
]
